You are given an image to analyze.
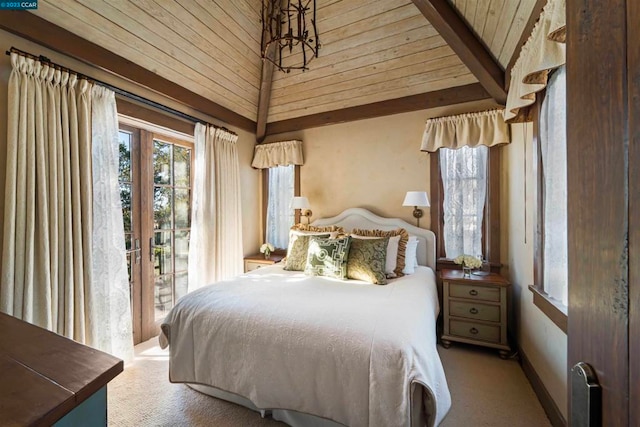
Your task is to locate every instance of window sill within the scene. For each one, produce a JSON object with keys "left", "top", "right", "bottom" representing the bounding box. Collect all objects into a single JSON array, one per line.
[{"left": 528, "top": 285, "right": 567, "bottom": 334}]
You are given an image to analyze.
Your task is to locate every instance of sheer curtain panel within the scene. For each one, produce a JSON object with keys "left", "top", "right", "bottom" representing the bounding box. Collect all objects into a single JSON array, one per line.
[
  {"left": 266, "top": 165, "right": 295, "bottom": 249},
  {"left": 1, "top": 53, "right": 93, "bottom": 341},
  {"left": 540, "top": 66, "right": 568, "bottom": 306},
  {"left": 439, "top": 146, "right": 488, "bottom": 258},
  {"left": 90, "top": 86, "right": 134, "bottom": 361},
  {"left": 188, "top": 124, "right": 243, "bottom": 292}
]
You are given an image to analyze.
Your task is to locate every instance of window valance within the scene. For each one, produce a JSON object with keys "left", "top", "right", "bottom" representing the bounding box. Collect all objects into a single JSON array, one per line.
[
  {"left": 505, "top": 0, "right": 566, "bottom": 122},
  {"left": 420, "top": 109, "right": 510, "bottom": 153},
  {"left": 252, "top": 139, "right": 304, "bottom": 169}
]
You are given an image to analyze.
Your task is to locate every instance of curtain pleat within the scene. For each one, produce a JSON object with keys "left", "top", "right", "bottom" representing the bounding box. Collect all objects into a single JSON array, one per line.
[{"left": 188, "top": 124, "right": 243, "bottom": 292}]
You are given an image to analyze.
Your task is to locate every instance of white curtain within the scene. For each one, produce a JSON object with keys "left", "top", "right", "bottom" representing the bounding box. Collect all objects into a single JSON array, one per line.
[
  {"left": 439, "top": 146, "right": 488, "bottom": 258},
  {"left": 90, "top": 86, "right": 134, "bottom": 362},
  {"left": 1, "top": 53, "right": 93, "bottom": 341},
  {"left": 540, "top": 66, "right": 568, "bottom": 306},
  {"left": 188, "top": 124, "right": 243, "bottom": 292},
  {"left": 265, "top": 165, "right": 295, "bottom": 249}
]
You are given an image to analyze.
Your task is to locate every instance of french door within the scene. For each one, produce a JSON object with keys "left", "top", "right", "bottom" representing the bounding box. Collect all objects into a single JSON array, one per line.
[{"left": 118, "top": 124, "right": 193, "bottom": 344}]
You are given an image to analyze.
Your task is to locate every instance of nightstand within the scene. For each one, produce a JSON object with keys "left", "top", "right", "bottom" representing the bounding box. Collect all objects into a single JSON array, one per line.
[
  {"left": 440, "top": 269, "right": 511, "bottom": 358},
  {"left": 244, "top": 253, "right": 285, "bottom": 272}
]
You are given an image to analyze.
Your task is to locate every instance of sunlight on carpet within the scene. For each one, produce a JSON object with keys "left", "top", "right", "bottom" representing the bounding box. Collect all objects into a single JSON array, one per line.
[{"left": 108, "top": 338, "right": 551, "bottom": 426}]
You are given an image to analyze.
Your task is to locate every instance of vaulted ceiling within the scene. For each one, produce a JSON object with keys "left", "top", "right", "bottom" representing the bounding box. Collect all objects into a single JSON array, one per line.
[{"left": 8, "top": 0, "right": 541, "bottom": 135}]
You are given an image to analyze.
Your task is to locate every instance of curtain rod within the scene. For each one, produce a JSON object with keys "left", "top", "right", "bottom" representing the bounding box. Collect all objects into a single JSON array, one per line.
[{"left": 5, "top": 47, "right": 237, "bottom": 136}]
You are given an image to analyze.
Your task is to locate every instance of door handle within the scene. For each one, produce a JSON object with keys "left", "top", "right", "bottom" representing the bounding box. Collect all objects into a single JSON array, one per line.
[{"left": 571, "top": 362, "right": 601, "bottom": 427}]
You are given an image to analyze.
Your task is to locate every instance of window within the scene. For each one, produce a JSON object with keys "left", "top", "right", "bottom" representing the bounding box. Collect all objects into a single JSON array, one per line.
[
  {"left": 430, "top": 146, "right": 499, "bottom": 267},
  {"left": 439, "top": 146, "right": 488, "bottom": 258},
  {"left": 262, "top": 165, "right": 299, "bottom": 249},
  {"left": 530, "top": 65, "right": 568, "bottom": 331},
  {"left": 265, "top": 165, "right": 296, "bottom": 249}
]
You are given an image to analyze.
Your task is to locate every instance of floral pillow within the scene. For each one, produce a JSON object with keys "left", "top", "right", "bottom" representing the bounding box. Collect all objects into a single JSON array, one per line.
[
  {"left": 283, "top": 232, "right": 331, "bottom": 271},
  {"left": 304, "top": 236, "right": 352, "bottom": 279},
  {"left": 351, "top": 228, "right": 409, "bottom": 277},
  {"left": 347, "top": 237, "right": 389, "bottom": 285}
]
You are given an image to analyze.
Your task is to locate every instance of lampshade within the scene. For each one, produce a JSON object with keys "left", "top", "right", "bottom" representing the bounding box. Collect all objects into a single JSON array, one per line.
[
  {"left": 403, "top": 191, "right": 430, "bottom": 207},
  {"left": 290, "top": 196, "right": 311, "bottom": 210}
]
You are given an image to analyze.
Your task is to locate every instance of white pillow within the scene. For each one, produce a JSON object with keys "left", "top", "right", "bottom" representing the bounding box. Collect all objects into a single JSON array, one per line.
[
  {"left": 403, "top": 236, "right": 419, "bottom": 275},
  {"left": 351, "top": 234, "right": 400, "bottom": 277}
]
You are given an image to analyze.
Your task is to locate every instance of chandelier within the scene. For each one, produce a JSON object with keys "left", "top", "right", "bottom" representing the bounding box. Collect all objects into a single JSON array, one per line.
[{"left": 261, "top": 0, "right": 320, "bottom": 73}]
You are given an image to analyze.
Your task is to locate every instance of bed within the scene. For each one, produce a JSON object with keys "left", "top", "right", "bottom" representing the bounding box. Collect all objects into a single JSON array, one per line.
[{"left": 159, "top": 208, "right": 451, "bottom": 426}]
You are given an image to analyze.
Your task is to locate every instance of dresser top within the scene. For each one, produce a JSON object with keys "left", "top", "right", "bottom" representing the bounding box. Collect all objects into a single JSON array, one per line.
[
  {"left": 0, "top": 313, "right": 123, "bottom": 426},
  {"left": 440, "top": 269, "right": 511, "bottom": 286}
]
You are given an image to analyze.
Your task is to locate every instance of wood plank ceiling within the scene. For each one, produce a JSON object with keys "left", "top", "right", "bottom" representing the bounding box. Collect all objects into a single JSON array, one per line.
[{"left": 24, "top": 0, "right": 539, "bottom": 131}]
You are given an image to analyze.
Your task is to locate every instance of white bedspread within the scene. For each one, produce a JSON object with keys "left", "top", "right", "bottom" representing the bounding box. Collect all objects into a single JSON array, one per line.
[{"left": 160, "top": 265, "right": 451, "bottom": 426}]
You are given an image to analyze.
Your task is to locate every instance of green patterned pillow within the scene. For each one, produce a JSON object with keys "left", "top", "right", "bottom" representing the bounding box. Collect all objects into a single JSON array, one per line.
[
  {"left": 283, "top": 233, "right": 330, "bottom": 271},
  {"left": 304, "top": 236, "right": 352, "bottom": 279},
  {"left": 347, "top": 237, "right": 389, "bottom": 285}
]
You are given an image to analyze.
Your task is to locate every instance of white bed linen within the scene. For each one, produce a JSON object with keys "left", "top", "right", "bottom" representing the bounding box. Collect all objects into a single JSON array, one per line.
[{"left": 160, "top": 265, "right": 451, "bottom": 426}]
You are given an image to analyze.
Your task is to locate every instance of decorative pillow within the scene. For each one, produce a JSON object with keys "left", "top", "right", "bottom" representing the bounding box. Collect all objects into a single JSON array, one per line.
[
  {"left": 304, "top": 236, "right": 352, "bottom": 279},
  {"left": 284, "top": 232, "right": 331, "bottom": 271},
  {"left": 351, "top": 234, "right": 399, "bottom": 278},
  {"left": 351, "top": 228, "right": 409, "bottom": 277},
  {"left": 402, "top": 236, "right": 419, "bottom": 275},
  {"left": 347, "top": 237, "right": 389, "bottom": 285}
]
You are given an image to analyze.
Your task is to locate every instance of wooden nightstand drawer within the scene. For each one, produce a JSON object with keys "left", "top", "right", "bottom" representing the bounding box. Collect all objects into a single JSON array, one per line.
[
  {"left": 449, "top": 319, "right": 501, "bottom": 343},
  {"left": 449, "top": 301, "right": 500, "bottom": 322},
  {"left": 449, "top": 283, "right": 500, "bottom": 302},
  {"left": 244, "top": 254, "right": 284, "bottom": 273},
  {"left": 245, "top": 261, "right": 269, "bottom": 272}
]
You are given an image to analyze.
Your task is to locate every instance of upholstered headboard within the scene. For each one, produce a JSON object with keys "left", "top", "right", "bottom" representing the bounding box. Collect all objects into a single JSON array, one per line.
[{"left": 311, "top": 208, "right": 437, "bottom": 271}]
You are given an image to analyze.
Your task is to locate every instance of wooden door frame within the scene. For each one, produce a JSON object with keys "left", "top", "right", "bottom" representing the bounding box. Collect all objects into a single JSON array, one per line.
[{"left": 566, "top": 0, "right": 634, "bottom": 425}]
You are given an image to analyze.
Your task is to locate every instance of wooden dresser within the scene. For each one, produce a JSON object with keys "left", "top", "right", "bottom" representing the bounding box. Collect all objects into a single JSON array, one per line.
[
  {"left": 440, "top": 269, "right": 511, "bottom": 358},
  {"left": 0, "top": 313, "right": 123, "bottom": 426},
  {"left": 244, "top": 253, "right": 285, "bottom": 272}
]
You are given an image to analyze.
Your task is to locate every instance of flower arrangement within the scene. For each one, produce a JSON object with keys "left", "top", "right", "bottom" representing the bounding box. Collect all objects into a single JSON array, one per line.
[
  {"left": 453, "top": 254, "right": 482, "bottom": 276},
  {"left": 260, "top": 242, "right": 275, "bottom": 258}
]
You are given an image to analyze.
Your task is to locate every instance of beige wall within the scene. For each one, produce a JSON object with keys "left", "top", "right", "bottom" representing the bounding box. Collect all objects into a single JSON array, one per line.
[
  {"left": 501, "top": 123, "right": 568, "bottom": 419},
  {"left": 265, "top": 99, "right": 497, "bottom": 228},
  {"left": 0, "top": 29, "right": 261, "bottom": 259}
]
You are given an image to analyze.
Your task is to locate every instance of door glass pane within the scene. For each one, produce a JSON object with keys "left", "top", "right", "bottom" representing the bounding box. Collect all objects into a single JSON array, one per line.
[
  {"left": 120, "top": 183, "right": 132, "bottom": 232},
  {"left": 174, "top": 189, "right": 190, "bottom": 229},
  {"left": 155, "top": 275, "right": 173, "bottom": 320},
  {"left": 174, "top": 146, "right": 190, "bottom": 187},
  {"left": 154, "top": 231, "right": 173, "bottom": 276},
  {"left": 118, "top": 131, "right": 132, "bottom": 182},
  {"left": 154, "top": 186, "right": 173, "bottom": 230},
  {"left": 175, "top": 272, "right": 188, "bottom": 302},
  {"left": 175, "top": 230, "right": 189, "bottom": 272},
  {"left": 154, "top": 141, "right": 172, "bottom": 184}
]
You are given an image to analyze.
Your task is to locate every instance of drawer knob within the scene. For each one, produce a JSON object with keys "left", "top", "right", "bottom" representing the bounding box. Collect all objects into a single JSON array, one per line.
[
  {"left": 469, "top": 289, "right": 478, "bottom": 296},
  {"left": 469, "top": 307, "right": 479, "bottom": 314},
  {"left": 470, "top": 327, "right": 479, "bottom": 335}
]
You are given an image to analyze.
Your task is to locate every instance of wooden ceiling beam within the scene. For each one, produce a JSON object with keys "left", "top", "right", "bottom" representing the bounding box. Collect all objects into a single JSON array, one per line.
[
  {"left": 256, "top": 42, "right": 275, "bottom": 143},
  {"left": 0, "top": 11, "right": 256, "bottom": 132},
  {"left": 265, "top": 83, "right": 492, "bottom": 135},
  {"left": 411, "top": 0, "right": 507, "bottom": 104}
]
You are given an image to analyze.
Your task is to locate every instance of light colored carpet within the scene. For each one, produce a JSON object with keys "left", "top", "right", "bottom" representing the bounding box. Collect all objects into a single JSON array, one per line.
[{"left": 108, "top": 339, "right": 550, "bottom": 426}]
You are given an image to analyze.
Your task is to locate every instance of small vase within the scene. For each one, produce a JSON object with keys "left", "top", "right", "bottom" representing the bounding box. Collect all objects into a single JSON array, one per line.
[
  {"left": 462, "top": 265, "right": 472, "bottom": 277},
  {"left": 264, "top": 252, "right": 270, "bottom": 259}
]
